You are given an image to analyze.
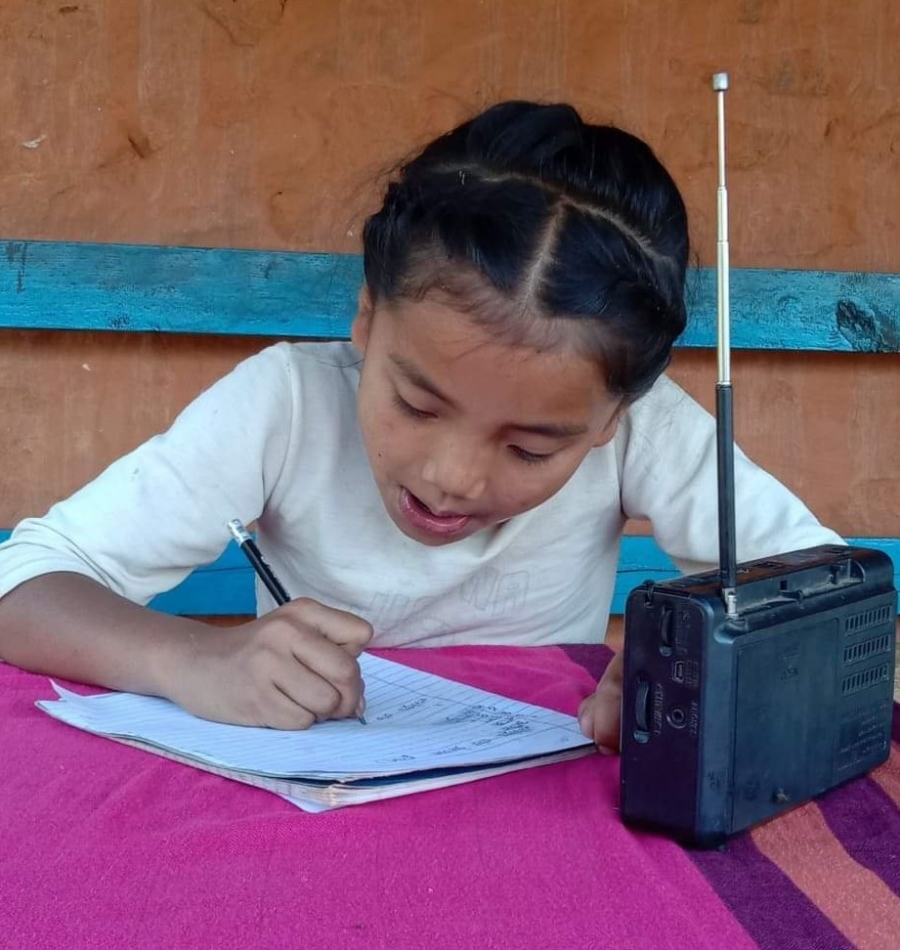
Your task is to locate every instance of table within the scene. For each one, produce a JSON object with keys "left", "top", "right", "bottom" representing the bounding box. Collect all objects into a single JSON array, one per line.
[{"left": 3, "top": 644, "right": 899, "bottom": 950}]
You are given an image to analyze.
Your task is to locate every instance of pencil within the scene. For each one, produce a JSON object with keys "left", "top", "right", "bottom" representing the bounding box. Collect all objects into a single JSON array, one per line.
[{"left": 227, "top": 518, "right": 367, "bottom": 724}]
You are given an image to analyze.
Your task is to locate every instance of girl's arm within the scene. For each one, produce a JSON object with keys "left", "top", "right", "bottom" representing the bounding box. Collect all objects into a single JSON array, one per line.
[
  {"left": 0, "top": 344, "right": 303, "bottom": 620},
  {"left": 0, "top": 344, "right": 373, "bottom": 726},
  {"left": 0, "top": 571, "right": 371, "bottom": 727},
  {"left": 619, "top": 375, "right": 844, "bottom": 569}
]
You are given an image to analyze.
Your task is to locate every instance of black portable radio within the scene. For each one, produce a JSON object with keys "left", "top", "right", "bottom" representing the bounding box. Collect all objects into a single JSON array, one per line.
[
  {"left": 618, "top": 74, "right": 897, "bottom": 848},
  {"left": 620, "top": 544, "right": 896, "bottom": 847}
]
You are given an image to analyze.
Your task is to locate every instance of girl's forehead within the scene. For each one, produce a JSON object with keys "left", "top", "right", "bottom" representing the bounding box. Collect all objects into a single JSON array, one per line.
[
  {"left": 377, "top": 296, "right": 615, "bottom": 421},
  {"left": 382, "top": 291, "right": 580, "bottom": 363}
]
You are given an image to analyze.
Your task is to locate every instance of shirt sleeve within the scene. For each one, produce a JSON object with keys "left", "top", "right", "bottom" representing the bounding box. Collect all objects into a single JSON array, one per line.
[
  {"left": 0, "top": 343, "right": 297, "bottom": 605},
  {"left": 618, "top": 375, "right": 844, "bottom": 575}
]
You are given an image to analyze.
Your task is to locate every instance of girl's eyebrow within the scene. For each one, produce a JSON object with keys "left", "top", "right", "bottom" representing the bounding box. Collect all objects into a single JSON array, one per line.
[
  {"left": 389, "top": 354, "right": 455, "bottom": 406},
  {"left": 510, "top": 421, "right": 588, "bottom": 438},
  {"left": 389, "top": 353, "right": 589, "bottom": 440}
]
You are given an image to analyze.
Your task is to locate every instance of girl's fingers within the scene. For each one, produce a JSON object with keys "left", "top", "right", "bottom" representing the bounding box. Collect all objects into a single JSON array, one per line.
[
  {"left": 257, "top": 682, "right": 319, "bottom": 730},
  {"left": 281, "top": 599, "right": 374, "bottom": 657},
  {"left": 253, "top": 600, "right": 370, "bottom": 720},
  {"left": 579, "top": 651, "right": 625, "bottom": 752},
  {"left": 283, "top": 632, "right": 364, "bottom": 719}
]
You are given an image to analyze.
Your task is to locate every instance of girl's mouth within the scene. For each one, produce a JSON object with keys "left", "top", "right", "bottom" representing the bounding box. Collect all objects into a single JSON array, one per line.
[{"left": 398, "top": 488, "right": 474, "bottom": 538}]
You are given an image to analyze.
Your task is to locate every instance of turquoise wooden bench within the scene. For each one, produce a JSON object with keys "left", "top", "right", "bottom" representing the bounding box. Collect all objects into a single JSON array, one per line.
[{"left": 2, "top": 239, "right": 899, "bottom": 615}]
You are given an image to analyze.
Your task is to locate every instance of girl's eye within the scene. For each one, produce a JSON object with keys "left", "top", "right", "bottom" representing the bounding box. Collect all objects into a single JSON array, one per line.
[
  {"left": 393, "top": 393, "right": 434, "bottom": 420},
  {"left": 510, "top": 446, "right": 554, "bottom": 465}
]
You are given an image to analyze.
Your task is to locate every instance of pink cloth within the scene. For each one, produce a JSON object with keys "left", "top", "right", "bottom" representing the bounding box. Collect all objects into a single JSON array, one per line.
[{"left": 0, "top": 646, "right": 757, "bottom": 949}]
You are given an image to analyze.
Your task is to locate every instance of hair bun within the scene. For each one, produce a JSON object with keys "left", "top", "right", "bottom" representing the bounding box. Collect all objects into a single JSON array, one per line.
[{"left": 464, "top": 101, "right": 584, "bottom": 168}]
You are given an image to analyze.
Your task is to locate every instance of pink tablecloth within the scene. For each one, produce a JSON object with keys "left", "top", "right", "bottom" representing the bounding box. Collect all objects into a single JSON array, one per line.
[{"left": 2, "top": 644, "right": 899, "bottom": 949}]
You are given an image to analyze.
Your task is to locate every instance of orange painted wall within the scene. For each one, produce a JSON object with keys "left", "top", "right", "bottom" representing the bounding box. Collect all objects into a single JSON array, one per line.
[{"left": 1, "top": 0, "right": 897, "bottom": 536}]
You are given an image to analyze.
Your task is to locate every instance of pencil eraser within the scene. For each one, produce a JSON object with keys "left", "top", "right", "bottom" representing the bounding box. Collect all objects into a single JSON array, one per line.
[{"left": 712, "top": 72, "right": 729, "bottom": 91}]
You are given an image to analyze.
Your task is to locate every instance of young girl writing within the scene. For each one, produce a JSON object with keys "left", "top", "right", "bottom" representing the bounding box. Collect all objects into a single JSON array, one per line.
[{"left": 0, "top": 100, "right": 841, "bottom": 751}]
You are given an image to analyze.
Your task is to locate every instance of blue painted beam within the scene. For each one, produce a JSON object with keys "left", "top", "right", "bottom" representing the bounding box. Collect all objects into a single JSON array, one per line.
[
  {"left": 2, "top": 240, "right": 900, "bottom": 351},
  {"left": 1, "top": 240, "right": 360, "bottom": 340},
  {"left": 1, "top": 530, "right": 896, "bottom": 617},
  {"left": 681, "top": 268, "right": 900, "bottom": 352}
]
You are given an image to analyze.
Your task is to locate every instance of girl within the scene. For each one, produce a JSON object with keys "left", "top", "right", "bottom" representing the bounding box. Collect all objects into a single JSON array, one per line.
[{"left": 0, "top": 101, "right": 841, "bottom": 752}]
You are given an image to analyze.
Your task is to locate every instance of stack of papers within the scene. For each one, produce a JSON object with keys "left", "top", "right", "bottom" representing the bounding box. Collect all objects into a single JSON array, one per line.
[{"left": 38, "top": 653, "right": 594, "bottom": 811}]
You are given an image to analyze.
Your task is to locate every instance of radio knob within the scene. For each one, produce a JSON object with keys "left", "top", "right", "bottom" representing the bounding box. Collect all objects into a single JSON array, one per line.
[
  {"left": 634, "top": 678, "right": 651, "bottom": 733},
  {"left": 659, "top": 605, "right": 675, "bottom": 656}
]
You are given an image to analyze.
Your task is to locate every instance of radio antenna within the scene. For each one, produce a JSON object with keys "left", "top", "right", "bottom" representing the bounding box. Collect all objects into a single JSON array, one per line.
[{"left": 712, "top": 72, "right": 739, "bottom": 619}]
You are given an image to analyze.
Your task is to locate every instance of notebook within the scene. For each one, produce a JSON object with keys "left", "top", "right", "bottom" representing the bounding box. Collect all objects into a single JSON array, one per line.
[{"left": 37, "top": 652, "right": 595, "bottom": 811}]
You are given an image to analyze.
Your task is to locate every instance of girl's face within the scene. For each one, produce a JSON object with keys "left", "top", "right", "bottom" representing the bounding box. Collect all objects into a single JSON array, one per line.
[{"left": 351, "top": 291, "right": 621, "bottom": 547}]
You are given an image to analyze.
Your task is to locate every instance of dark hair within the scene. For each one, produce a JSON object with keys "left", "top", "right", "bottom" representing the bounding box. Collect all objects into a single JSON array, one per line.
[{"left": 362, "top": 100, "right": 689, "bottom": 400}]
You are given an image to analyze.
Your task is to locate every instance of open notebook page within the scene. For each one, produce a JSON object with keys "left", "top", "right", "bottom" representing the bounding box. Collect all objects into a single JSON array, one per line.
[{"left": 38, "top": 652, "right": 592, "bottom": 780}]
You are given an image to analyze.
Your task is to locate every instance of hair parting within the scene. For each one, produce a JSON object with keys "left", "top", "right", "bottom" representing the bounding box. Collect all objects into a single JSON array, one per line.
[{"left": 362, "top": 100, "right": 690, "bottom": 400}]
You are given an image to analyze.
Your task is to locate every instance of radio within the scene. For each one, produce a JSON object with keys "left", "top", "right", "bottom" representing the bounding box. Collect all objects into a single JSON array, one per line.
[{"left": 619, "top": 74, "right": 897, "bottom": 848}]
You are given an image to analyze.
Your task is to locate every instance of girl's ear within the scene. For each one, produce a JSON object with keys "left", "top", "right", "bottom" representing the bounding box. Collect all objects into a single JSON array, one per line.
[
  {"left": 591, "top": 402, "right": 624, "bottom": 448},
  {"left": 351, "top": 285, "right": 375, "bottom": 353}
]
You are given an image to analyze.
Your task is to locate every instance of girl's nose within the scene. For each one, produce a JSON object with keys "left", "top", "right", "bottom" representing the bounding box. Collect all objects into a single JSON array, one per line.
[{"left": 421, "top": 438, "right": 488, "bottom": 503}]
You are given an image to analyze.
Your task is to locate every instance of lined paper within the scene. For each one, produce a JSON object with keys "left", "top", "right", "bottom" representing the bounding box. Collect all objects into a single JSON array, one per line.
[{"left": 38, "top": 653, "right": 591, "bottom": 780}]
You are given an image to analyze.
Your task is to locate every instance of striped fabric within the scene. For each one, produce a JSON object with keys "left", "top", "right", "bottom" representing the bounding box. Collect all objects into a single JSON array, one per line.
[
  {"left": 690, "top": 722, "right": 900, "bottom": 950},
  {"left": 693, "top": 758, "right": 900, "bottom": 950}
]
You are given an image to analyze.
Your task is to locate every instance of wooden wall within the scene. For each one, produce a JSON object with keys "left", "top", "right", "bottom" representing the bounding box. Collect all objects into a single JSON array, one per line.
[{"left": 1, "top": 0, "right": 898, "bottom": 539}]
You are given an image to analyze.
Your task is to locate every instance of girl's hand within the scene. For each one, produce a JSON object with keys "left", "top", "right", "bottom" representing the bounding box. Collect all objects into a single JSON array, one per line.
[
  {"left": 170, "top": 599, "right": 373, "bottom": 729},
  {"left": 577, "top": 649, "right": 624, "bottom": 754}
]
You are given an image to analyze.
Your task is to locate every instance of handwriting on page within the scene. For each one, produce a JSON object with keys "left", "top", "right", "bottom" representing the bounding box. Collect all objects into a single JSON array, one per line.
[{"left": 38, "top": 653, "right": 590, "bottom": 780}]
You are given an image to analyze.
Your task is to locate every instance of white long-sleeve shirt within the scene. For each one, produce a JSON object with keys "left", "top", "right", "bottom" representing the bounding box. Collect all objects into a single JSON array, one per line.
[{"left": 0, "top": 341, "right": 842, "bottom": 647}]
